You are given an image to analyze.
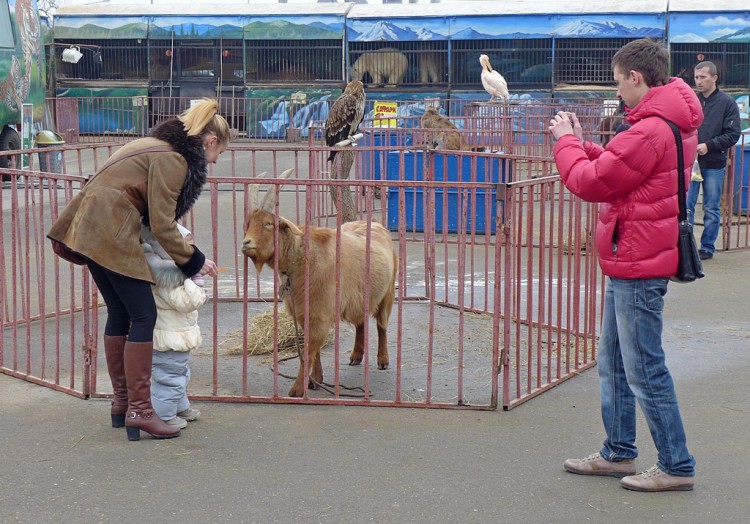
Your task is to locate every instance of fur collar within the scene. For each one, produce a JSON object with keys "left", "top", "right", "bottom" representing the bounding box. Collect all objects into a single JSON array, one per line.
[{"left": 148, "top": 118, "right": 208, "bottom": 222}]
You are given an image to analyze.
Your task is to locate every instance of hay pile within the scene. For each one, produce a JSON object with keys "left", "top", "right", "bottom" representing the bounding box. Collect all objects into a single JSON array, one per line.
[
  {"left": 223, "top": 308, "right": 332, "bottom": 356},
  {"left": 223, "top": 309, "right": 301, "bottom": 355}
]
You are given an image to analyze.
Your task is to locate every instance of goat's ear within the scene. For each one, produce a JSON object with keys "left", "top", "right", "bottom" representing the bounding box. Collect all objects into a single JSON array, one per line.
[{"left": 279, "top": 217, "right": 303, "bottom": 236}]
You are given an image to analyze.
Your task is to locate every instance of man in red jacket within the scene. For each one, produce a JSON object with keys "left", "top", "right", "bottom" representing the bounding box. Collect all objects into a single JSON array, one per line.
[{"left": 549, "top": 39, "right": 702, "bottom": 492}]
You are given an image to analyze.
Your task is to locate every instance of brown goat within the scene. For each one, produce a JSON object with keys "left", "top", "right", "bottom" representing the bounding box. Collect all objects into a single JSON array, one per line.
[
  {"left": 420, "top": 107, "right": 485, "bottom": 152},
  {"left": 598, "top": 99, "right": 627, "bottom": 146},
  {"left": 241, "top": 170, "right": 397, "bottom": 397}
]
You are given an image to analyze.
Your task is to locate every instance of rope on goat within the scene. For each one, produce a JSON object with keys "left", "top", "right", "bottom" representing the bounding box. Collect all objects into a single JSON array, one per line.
[{"left": 273, "top": 275, "right": 370, "bottom": 399}]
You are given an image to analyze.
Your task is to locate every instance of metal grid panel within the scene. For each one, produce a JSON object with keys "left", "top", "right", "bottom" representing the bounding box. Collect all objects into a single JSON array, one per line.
[
  {"left": 670, "top": 43, "right": 750, "bottom": 88},
  {"left": 451, "top": 38, "right": 553, "bottom": 88},
  {"left": 55, "top": 38, "right": 148, "bottom": 81},
  {"left": 246, "top": 39, "right": 342, "bottom": 83},
  {"left": 147, "top": 37, "right": 245, "bottom": 85},
  {"left": 7, "top": 130, "right": 750, "bottom": 409},
  {"left": 555, "top": 38, "right": 635, "bottom": 85},
  {"left": 348, "top": 41, "right": 449, "bottom": 87}
]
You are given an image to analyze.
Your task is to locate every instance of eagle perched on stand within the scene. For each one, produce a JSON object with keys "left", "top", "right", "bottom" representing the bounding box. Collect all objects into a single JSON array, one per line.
[{"left": 325, "top": 80, "right": 366, "bottom": 163}]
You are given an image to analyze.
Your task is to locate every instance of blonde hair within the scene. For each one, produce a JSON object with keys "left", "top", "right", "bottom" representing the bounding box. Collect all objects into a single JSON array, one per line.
[{"left": 178, "top": 98, "right": 232, "bottom": 144}]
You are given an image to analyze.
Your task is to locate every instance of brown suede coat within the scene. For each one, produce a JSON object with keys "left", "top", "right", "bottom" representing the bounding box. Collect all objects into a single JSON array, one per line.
[{"left": 47, "top": 137, "right": 205, "bottom": 283}]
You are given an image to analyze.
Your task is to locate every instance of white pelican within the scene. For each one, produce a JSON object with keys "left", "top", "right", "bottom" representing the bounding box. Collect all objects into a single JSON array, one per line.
[{"left": 479, "top": 54, "right": 509, "bottom": 102}]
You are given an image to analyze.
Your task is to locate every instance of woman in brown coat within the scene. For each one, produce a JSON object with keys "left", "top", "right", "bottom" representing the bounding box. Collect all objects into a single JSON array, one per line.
[{"left": 47, "top": 99, "right": 229, "bottom": 441}]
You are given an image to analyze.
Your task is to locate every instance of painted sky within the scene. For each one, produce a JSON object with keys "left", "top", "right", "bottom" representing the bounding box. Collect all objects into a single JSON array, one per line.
[{"left": 670, "top": 13, "right": 750, "bottom": 42}]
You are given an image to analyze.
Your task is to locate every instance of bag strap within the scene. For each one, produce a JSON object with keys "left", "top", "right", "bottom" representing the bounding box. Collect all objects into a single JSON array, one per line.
[
  {"left": 657, "top": 117, "right": 688, "bottom": 222},
  {"left": 89, "top": 145, "right": 172, "bottom": 182}
]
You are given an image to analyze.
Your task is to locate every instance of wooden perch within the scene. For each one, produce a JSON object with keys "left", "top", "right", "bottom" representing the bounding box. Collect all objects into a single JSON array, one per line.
[{"left": 335, "top": 132, "right": 364, "bottom": 148}]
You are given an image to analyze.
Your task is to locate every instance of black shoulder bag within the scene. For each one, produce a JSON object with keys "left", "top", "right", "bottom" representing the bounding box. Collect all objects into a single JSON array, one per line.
[{"left": 660, "top": 118, "right": 704, "bottom": 283}]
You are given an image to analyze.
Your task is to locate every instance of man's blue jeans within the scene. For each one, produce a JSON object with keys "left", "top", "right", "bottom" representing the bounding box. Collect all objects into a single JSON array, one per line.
[
  {"left": 687, "top": 166, "right": 725, "bottom": 254},
  {"left": 597, "top": 277, "right": 695, "bottom": 477}
]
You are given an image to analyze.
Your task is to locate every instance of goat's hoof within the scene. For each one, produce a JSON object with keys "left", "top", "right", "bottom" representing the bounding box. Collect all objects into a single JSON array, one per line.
[
  {"left": 349, "top": 357, "right": 362, "bottom": 366},
  {"left": 288, "top": 383, "right": 304, "bottom": 397},
  {"left": 378, "top": 362, "right": 389, "bottom": 370}
]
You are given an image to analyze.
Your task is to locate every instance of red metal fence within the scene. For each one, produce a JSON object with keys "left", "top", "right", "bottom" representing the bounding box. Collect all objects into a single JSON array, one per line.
[
  {"left": 47, "top": 95, "right": 617, "bottom": 146},
  {"left": 2, "top": 106, "right": 748, "bottom": 410}
]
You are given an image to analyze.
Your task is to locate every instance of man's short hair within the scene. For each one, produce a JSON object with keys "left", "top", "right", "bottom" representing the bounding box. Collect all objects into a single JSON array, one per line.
[
  {"left": 612, "top": 38, "right": 670, "bottom": 87},
  {"left": 695, "top": 61, "right": 718, "bottom": 77}
]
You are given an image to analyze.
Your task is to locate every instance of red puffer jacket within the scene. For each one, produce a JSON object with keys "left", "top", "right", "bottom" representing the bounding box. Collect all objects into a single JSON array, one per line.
[{"left": 553, "top": 78, "right": 703, "bottom": 279}]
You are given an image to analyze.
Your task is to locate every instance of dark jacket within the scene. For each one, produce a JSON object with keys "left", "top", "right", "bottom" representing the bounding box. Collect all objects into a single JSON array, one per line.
[
  {"left": 697, "top": 87, "right": 741, "bottom": 169},
  {"left": 47, "top": 119, "right": 207, "bottom": 283},
  {"left": 553, "top": 77, "right": 703, "bottom": 279}
]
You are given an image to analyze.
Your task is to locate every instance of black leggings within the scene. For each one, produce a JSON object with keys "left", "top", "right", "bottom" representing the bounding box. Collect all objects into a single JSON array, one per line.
[{"left": 87, "top": 260, "right": 156, "bottom": 342}]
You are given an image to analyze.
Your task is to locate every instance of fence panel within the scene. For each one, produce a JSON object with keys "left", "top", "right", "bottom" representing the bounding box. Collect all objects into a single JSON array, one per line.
[
  {"left": 2, "top": 140, "right": 603, "bottom": 410},
  {"left": 6, "top": 100, "right": 748, "bottom": 410}
]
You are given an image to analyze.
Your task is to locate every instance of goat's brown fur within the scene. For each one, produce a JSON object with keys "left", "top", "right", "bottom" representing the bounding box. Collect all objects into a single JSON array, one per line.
[
  {"left": 242, "top": 203, "right": 397, "bottom": 397},
  {"left": 420, "top": 107, "right": 484, "bottom": 151}
]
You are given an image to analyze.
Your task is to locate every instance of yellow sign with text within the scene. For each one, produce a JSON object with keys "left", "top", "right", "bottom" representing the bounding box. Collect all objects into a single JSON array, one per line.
[{"left": 373, "top": 101, "right": 398, "bottom": 128}]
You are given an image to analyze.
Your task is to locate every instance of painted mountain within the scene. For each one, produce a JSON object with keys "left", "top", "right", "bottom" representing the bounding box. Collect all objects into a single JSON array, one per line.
[
  {"left": 150, "top": 23, "right": 243, "bottom": 39},
  {"left": 716, "top": 27, "right": 750, "bottom": 43},
  {"left": 670, "top": 33, "right": 710, "bottom": 44},
  {"left": 451, "top": 28, "right": 493, "bottom": 39},
  {"left": 243, "top": 20, "right": 340, "bottom": 39},
  {"left": 555, "top": 19, "right": 663, "bottom": 38},
  {"left": 354, "top": 21, "right": 417, "bottom": 41},
  {"left": 413, "top": 27, "right": 446, "bottom": 41},
  {"left": 308, "top": 21, "right": 346, "bottom": 37},
  {"left": 54, "top": 21, "right": 149, "bottom": 39},
  {"left": 353, "top": 20, "right": 446, "bottom": 41},
  {"left": 450, "top": 27, "right": 549, "bottom": 39}
]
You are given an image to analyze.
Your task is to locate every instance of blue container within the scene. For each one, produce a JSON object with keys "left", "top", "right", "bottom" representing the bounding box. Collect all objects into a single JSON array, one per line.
[
  {"left": 386, "top": 151, "right": 512, "bottom": 234},
  {"left": 360, "top": 129, "right": 413, "bottom": 182},
  {"left": 733, "top": 141, "right": 750, "bottom": 214}
]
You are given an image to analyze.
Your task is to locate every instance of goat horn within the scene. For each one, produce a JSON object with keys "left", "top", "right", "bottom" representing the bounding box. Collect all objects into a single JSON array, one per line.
[
  {"left": 248, "top": 171, "right": 268, "bottom": 210},
  {"left": 261, "top": 168, "right": 295, "bottom": 212}
]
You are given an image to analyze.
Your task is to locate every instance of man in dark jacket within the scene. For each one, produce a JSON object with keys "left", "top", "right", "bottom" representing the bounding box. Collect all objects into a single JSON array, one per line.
[{"left": 687, "top": 61, "right": 741, "bottom": 260}]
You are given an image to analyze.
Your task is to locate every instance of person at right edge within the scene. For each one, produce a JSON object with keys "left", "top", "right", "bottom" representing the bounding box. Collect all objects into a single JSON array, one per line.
[
  {"left": 687, "top": 60, "right": 741, "bottom": 260},
  {"left": 47, "top": 99, "right": 227, "bottom": 441},
  {"left": 548, "top": 39, "right": 700, "bottom": 492}
]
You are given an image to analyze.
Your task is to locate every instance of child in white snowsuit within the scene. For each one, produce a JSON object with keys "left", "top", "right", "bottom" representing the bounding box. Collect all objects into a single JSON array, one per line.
[{"left": 142, "top": 224, "right": 206, "bottom": 428}]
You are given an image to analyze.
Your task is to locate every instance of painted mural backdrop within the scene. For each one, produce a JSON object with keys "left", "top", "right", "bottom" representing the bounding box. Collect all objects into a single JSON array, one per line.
[
  {"left": 669, "top": 11, "right": 750, "bottom": 43},
  {"left": 347, "top": 14, "right": 664, "bottom": 40},
  {"left": 1, "top": 0, "right": 46, "bottom": 126},
  {"left": 54, "top": 12, "right": 662, "bottom": 42},
  {"left": 53, "top": 15, "right": 345, "bottom": 40}
]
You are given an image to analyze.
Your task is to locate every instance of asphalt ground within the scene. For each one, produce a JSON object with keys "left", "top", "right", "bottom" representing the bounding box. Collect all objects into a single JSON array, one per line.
[{"left": 2, "top": 248, "right": 750, "bottom": 523}]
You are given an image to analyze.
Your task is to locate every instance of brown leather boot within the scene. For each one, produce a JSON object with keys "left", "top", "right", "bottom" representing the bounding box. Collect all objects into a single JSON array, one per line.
[
  {"left": 123, "top": 341, "right": 180, "bottom": 441},
  {"left": 103, "top": 335, "right": 128, "bottom": 428}
]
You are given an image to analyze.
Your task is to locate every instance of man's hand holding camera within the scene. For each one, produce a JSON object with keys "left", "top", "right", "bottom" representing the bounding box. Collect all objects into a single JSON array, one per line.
[{"left": 549, "top": 111, "right": 584, "bottom": 142}]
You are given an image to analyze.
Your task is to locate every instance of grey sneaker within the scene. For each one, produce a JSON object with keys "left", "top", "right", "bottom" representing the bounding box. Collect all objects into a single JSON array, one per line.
[
  {"left": 165, "top": 416, "right": 188, "bottom": 429},
  {"left": 177, "top": 408, "right": 201, "bottom": 422},
  {"left": 621, "top": 465, "right": 695, "bottom": 492},
  {"left": 564, "top": 452, "right": 637, "bottom": 478}
]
